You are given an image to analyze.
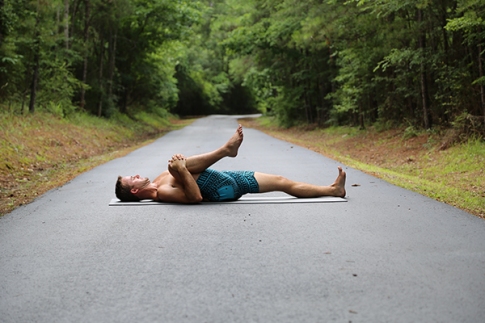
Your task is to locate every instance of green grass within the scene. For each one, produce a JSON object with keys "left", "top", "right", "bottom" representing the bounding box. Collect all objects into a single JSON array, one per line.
[
  {"left": 0, "top": 108, "right": 194, "bottom": 216},
  {"left": 241, "top": 116, "right": 485, "bottom": 218},
  {"left": 338, "top": 137, "right": 484, "bottom": 218}
]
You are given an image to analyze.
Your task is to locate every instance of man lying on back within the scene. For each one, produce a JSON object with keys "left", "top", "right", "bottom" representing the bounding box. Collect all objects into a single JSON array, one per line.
[{"left": 115, "top": 125, "right": 346, "bottom": 203}]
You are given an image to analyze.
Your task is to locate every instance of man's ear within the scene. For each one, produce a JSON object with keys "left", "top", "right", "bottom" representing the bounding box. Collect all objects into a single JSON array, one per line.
[{"left": 130, "top": 188, "right": 139, "bottom": 194}]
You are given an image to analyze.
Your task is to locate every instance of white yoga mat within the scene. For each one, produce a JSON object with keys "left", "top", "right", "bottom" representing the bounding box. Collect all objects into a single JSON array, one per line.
[{"left": 109, "top": 196, "right": 347, "bottom": 206}]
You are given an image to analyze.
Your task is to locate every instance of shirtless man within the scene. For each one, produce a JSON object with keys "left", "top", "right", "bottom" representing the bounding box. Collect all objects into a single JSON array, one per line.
[{"left": 115, "top": 125, "right": 346, "bottom": 203}]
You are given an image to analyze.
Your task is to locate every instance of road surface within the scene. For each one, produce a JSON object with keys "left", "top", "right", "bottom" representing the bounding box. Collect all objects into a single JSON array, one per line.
[{"left": 1, "top": 115, "right": 484, "bottom": 322}]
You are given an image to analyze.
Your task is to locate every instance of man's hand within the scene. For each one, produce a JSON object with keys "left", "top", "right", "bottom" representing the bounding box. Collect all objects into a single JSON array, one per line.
[
  {"left": 163, "top": 153, "right": 202, "bottom": 203},
  {"left": 168, "top": 154, "right": 186, "bottom": 177},
  {"left": 168, "top": 154, "right": 187, "bottom": 172}
]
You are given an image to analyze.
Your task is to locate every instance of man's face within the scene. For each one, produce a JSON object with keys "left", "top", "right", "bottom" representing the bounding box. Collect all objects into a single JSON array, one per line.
[{"left": 123, "top": 175, "right": 150, "bottom": 191}]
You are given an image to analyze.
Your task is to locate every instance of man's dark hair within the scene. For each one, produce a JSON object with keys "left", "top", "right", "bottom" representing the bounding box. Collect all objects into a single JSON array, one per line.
[{"left": 115, "top": 176, "right": 141, "bottom": 202}]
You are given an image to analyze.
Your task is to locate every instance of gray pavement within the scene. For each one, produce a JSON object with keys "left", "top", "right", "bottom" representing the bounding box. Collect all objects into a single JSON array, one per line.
[{"left": 1, "top": 115, "right": 484, "bottom": 323}]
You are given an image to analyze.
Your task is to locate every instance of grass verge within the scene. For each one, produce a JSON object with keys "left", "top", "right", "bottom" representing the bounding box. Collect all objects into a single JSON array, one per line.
[
  {"left": 239, "top": 116, "right": 485, "bottom": 219},
  {"left": 0, "top": 110, "right": 194, "bottom": 216}
]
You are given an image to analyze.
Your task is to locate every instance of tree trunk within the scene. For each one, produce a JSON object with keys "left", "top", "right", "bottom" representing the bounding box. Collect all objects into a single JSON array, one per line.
[
  {"left": 121, "top": 89, "right": 129, "bottom": 114},
  {"left": 29, "top": 52, "right": 40, "bottom": 113},
  {"left": 64, "top": 0, "right": 69, "bottom": 49},
  {"left": 69, "top": 0, "right": 82, "bottom": 41},
  {"left": 107, "top": 29, "right": 117, "bottom": 100},
  {"left": 440, "top": 4, "right": 449, "bottom": 65},
  {"left": 80, "top": 0, "right": 90, "bottom": 110},
  {"left": 418, "top": 8, "right": 432, "bottom": 129},
  {"left": 478, "top": 27, "right": 485, "bottom": 124},
  {"left": 21, "top": 90, "right": 27, "bottom": 114},
  {"left": 359, "top": 104, "right": 365, "bottom": 129},
  {"left": 316, "top": 77, "right": 325, "bottom": 126},
  {"left": 56, "top": 7, "right": 60, "bottom": 31},
  {"left": 303, "top": 50, "right": 313, "bottom": 124},
  {"left": 97, "top": 38, "right": 104, "bottom": 117},
  {"left": 29, "top": 2, "right": 41, "bottom": 114},
  {"left": 304, "top": 83, "right": 313, "bottom": 124},
  {"left": 0, "top": 0, "right": 4, "bottom": 46}
]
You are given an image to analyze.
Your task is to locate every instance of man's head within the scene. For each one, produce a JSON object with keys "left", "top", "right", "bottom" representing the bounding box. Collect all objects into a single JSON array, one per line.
[{"left": 115, "top": 175, "right": 151, "bottom": 202}]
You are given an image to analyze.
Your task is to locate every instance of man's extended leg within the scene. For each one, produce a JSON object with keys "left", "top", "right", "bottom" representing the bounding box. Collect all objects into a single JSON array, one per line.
[
  {"left": 170, "top": 124, "right": 243, "bottom": 174},
  {"left": 254, "top": 167, "right": 346, "bottom": 198}
]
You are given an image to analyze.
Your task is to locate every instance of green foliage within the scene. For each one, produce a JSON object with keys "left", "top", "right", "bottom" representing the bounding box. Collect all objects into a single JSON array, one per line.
[
  {"left": 0, "top": 0, "right": 483, "bottom": 134},
  {"left": 0, "top": 0, "right": 202, "bottom": 117},
  {"left": 403, "top": 125, "right": 419, "bottom": 139},
  {"left": 215, "top": 0, "right": 485, "bottom": 132},
  {"left": 450, "top": 111, "right": 485, "bottom": 139},
  {"left": 37, "top": 60, "right": 87, "bottom": 116}
]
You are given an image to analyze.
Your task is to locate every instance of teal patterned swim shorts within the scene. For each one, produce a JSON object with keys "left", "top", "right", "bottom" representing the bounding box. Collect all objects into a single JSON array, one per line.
[{"left": 196, "top": 169, "right": 259, "bottom": 202}]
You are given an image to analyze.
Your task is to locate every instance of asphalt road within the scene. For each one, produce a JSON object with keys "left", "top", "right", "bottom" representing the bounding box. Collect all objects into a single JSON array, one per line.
[{"left": 1, "top": 115, "right": 484, "bottom": 323}]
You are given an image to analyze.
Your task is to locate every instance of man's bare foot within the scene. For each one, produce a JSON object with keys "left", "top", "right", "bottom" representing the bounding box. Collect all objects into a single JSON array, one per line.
[
  {"left": 330, "top": 166, "right": 346, "bottom": 197},
  {"left": 225, "top": 124, "right": 244, "bottom": 157}
]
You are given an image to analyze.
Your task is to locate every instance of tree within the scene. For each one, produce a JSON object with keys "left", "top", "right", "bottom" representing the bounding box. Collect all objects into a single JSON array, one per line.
[
  {"left": 79, "top": 0, "right": 90, "bottom": 110},
  {"left": 0, "top": 0, "right": 483, "bottom": 135},
  {"left": 446, "top": 0, "right": 485, "bottom": 125},
  {"left": 28, "top": 0, "right": 41, "bottom": 113}
]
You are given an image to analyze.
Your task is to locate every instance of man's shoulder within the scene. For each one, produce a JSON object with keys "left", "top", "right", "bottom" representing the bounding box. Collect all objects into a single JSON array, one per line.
[{"left": 156, "top": 182, "right": 191, "bottom": 203}]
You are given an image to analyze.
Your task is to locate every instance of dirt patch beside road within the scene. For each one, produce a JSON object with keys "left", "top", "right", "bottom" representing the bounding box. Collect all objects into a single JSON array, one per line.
[{"left": 239, "top": 118, "right": 485, "bottom": 219}]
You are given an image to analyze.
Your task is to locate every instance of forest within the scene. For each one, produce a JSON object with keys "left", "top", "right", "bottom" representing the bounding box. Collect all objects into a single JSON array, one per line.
[{"left": 0, "top": 0, "right": 484, "bottom": 134}]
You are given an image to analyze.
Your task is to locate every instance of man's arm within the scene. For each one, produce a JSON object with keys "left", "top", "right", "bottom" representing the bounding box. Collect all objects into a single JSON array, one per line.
[
  {"left": 167, "top": 162, "right": 182, "bottom": 182},
  {"left": 158, "top": 158, "right": 203, "bottom": 204}
]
